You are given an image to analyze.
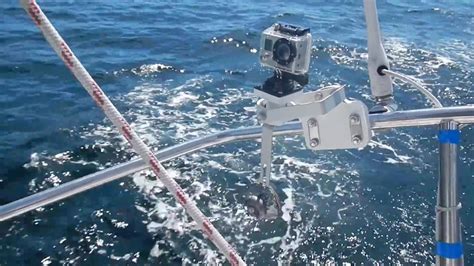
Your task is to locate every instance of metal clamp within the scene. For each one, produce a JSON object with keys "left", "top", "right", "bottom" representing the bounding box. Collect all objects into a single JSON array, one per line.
[{"left": 256, "top": 85, "right": 372, "bottom": 151}]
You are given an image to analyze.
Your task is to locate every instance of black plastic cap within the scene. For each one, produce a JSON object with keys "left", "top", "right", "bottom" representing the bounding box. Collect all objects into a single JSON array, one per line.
[{"left": 377, "top": 65, "right": 388, "bottom": 76}]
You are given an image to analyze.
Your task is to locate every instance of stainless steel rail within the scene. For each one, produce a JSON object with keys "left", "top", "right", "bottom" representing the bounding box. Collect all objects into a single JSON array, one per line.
[
  {"left": 0, "top": 123, "right": 300, "bottom": 221},
  {"left": 369, "top": 106, "right": 474, "bottom": 129},
  {"left": 437, "top": 121, "right": 464, "bottom": 265},
  {"left": 1, "top": 106, "right": 473, "bottom": 221}
]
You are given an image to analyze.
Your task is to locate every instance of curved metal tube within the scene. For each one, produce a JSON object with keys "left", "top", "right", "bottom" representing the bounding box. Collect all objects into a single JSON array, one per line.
[
  {"left": 0, "top": 123, "right": 300, "bottom": 221},
  {"left": 382, "top": 69, "right": 443, "bottom": 108},
  {"left": 1, "top": 106, "right": 474, "bottom": 221},
  {"left": 369, "top": 106, "right": 474, "bottom": 129}
]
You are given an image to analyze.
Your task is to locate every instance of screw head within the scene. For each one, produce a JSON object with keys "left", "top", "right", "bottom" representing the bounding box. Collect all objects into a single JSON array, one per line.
[
  {"left": 352, "top": 135, "right": 362, "bottom": 145},
  {"left": 308, "top": 118, "right": 317, "bottom": 127},
  {"left": 350, "top": 114, "right": 360, "bottom": 124},
  {"left": 310, "top": 138, "right": 319, "bottom": 147},
  {"left": 314, "top": 92, "right": 323, "bottom": 101},
  {"left": 257, "top": 99, "right": 267, "bottom": 108}
]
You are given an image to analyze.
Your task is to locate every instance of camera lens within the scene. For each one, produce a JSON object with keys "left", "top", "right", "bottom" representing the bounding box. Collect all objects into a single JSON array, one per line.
[
  {"left": 272, "top": 38, "right": 296, "bottom": 66},
  {"left": 276, "top": 43, "right": 291, "bottom": 61}
]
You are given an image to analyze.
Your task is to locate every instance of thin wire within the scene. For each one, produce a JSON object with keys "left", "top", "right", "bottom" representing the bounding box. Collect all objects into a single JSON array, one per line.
[
  {"left": 382, "top": 70, "right": 470, "bottom": 129},
  {"left": 382, "top": 69, "right": 443, "bottom": 108}
]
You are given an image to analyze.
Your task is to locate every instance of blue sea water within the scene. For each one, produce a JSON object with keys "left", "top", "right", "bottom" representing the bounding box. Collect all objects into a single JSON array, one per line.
[{"left": 0, "top": 0, "right": 473, "bottom": 264}]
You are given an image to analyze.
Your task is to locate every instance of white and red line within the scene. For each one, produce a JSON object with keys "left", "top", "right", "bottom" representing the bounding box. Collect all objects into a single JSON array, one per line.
[{"left": 20, "top": 1, "right": 246, "bottom": 265}]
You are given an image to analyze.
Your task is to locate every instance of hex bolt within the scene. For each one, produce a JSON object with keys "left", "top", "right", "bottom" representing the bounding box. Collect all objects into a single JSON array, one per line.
[
  {"left": 314, "top": 92, "right": 323, "bottom": 101},
  {"left": 308, "top": 118, "right": 318, "bottom": 127},
  {"left": 350, "top": 114, "right": 360, "bottom": 124},
  {"left": 310, "top": 138, "right": 320, "bottom": 147},
  {"left": 352, "top": 135, "right": 362, "bottom": 145}
]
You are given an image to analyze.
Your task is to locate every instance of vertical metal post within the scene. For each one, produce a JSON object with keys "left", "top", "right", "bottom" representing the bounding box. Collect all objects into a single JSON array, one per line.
[
  {"left": 260, "top": 123, "right": 274, "bottom": 186},
  {"left": 436, "top": 120, "right": 463, "bottom": 266},
  {"left": 363, "top": 0, "right": 397, "bottom": 115}
]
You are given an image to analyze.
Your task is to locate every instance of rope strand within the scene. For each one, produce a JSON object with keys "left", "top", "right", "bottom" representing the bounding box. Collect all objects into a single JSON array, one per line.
[{"left": 19, "top": 1, "right": 245, "bottom": 265}]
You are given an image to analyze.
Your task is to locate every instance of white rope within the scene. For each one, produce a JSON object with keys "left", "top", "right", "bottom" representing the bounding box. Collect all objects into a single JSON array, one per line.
[
  {"left": 382, "top": 69, "right": 443, "bottom": 108},
  {"left": 20, "top": 1, "right": 245, "bottom": 265}
]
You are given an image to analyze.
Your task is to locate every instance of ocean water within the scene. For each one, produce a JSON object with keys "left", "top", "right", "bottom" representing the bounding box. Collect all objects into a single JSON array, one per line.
[{"left": 0, "top": 0, "right": 473, "bottom": 264}]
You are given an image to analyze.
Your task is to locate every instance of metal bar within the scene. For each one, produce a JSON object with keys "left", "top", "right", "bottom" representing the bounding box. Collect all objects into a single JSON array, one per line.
[
  {"left": 0, "top": 123, "right": 299, "bottom": 221},
  {"left": 363, "top": 0, "right": 393, "bottom": 99},
  {"left": 1, "top": 106, "right": 474, "bottom": 221},
  {"left": 370, "top": 106, "right": 474, "bottom": 129},
  {"left": 436, "top": 121, "right": 463, "bottom": 265},
  {"left": 259, "top": 124, "right": 274, "bottom": 186}
]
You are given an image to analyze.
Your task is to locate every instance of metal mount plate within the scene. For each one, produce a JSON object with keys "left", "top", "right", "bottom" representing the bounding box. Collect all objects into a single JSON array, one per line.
[{"left": 301, "top": 99, "right": 371, "bottom": 150}]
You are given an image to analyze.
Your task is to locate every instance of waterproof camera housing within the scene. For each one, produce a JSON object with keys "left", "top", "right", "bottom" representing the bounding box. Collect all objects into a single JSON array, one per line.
[{"left": 259, "top": 23, "right": 312, "bottom": 75}]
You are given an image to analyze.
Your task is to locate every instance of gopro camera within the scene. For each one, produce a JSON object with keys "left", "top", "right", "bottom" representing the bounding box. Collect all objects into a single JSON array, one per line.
[{"left": 259, "top": 23, "right": 312, "bottom": 75}]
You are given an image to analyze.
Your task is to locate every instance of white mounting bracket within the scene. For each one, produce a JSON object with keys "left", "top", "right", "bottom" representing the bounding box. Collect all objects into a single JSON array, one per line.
[
  {"left": 256, "top": 85, "right": 372, "bottom": 151},
  {"left": 254, "top": 85, "right": 371, "bottom": 184}
]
